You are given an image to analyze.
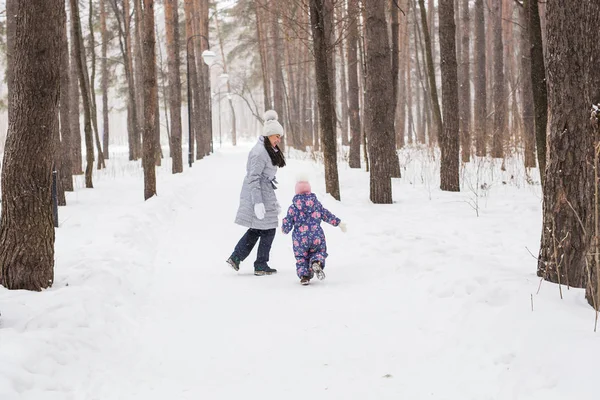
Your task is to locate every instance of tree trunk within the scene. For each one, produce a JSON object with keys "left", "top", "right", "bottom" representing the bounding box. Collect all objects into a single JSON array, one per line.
[
  {"left": 438, "top": 0, "right": 460, "bottom": 191},
  {"left": 538, "top": 1, "right": 600, "bottom": 307},
  {"left": 418, "top": 0, "right": 443, "bottom": 142},
  {"left": 134, "top": 0, "right": 145, "bottom": 157},
  {"left": 529, "top": 0, "right": 547, "bottom": 187},
  {"left": 347, "top": 0, "right": 361, "bottom": 168},
  {"left": 323, "top": 0, "right": 336, "bottom": 156},
  {"left": 193, "top": 0, "right": 210, "bottom": 158},
  {"left": 165, "top": 0, "right": 183, "bottom": 173},
  {"left": 387, "top": 0, "right": 402, "bottom": 178},
  {"left": 142, "top": 0, "right": 158, "bottom": 200},
  {"left": 6, "top": 0, "right": 16, "bottom": 121},
  {"left": 59, "top": 0, "right": 74, "bottom": 193},
  {"left": 118, "top": 0, "right": 141, "bottom": 161},
  {"left": 271, "top": 3, "right": 285, "bottom": 149},
  {"left": 364, "top": 0, "right": 394, "bottom": 204},
  {"left": 339, "top": 27, "right": 349, "bottom": 147},
  {"left": 255, "top": 0, "right": 271, "bottom": 110},
  {"left": 310, "top": 0, "right": 340, "bottom": 200},
  {"left": 69, "top": 1, "right": 84, "bottom": 174},
  {"left": 395, "top": 0, "right": 409, "bottom": 149},
  {"left": 101, "top": 0, "right": 110, "bottom": 160},
  {"left": 183, "top": 0, "right": 199, "bottom": 160},
  {"left": 520, "top": 1, "right": 535, "bottom": 169},
  {"left": 214, "top": 10, "right": 237, "bottom": 146},
  {"left": 491, "top": 0, "right": 505, "bottom": 158},
  {"left": 459, "top": 0, "right": 471, "bottom": 162},
  {"left": 70, "top": 0, "right": 95, "bottom": 188},
  {"left": 87, "top": 0, "right": 106, "bottom": 170},
  {"left": 0, "top": 0, "right": 61, "bottom": 290},
  {"left": 473, "top": 0, "right": 486, "bottom": 156}
]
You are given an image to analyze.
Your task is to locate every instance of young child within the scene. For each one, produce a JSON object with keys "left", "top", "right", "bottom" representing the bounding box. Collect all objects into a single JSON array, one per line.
[{"left": 281, "top": 175, "right": 347, "bottom": 285}]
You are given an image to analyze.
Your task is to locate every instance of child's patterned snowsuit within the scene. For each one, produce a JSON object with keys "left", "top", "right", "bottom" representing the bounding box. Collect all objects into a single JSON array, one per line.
[{"left": 281, "top": 193, "right": 341, "bottom": 278}]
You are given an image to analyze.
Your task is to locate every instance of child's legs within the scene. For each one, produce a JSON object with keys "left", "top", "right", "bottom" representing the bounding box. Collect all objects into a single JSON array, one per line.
[
  {"left": 309, "top": 243, "right": 328, "bottom": 269},
  {"left": 295, "top": 255, "right": 313, "bottom": 279}
]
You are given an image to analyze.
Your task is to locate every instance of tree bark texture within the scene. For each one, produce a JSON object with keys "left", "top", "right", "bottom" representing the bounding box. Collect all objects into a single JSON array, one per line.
[
  {"left": 59, "top": 0, "right": 74, "bottom": 193},
  {"left": 70, "top": 0, "right": 95, "bottom": 188},
  {"left": 165, "top": 0, "right": 183, "bottom": 173},
  {"left": 0, "top": 0, "right": 62, "bottom": 290},
  {"left": 418, "top": 0, "right": 442, "bottom": 142},
  {"left": 459, "top": 0, "right": 471, "bottom": 162},
  {"left": 528, "top": 0, "right": 547, "bottom": 186},
  {"left": 142, "top": 0, "right": 158, "bottom": 200},
  {"left": 438, "top": 0, "right": 460, "bottom": 191},
  {"left": 473, "top": 0, "right": 487, "bottom": 156},
  {"left": 491, "top": 0, "right": 505, "bottom": 158},
  {"left": 364, "top": 0, "right": 394, "bottom": 204},
  {"left": 520, "top": 1, "right": 536, "bottom": 169},
  {"left": 101, "top": 0, "right": 110, "bottom": 160},
  {"left": 347, "top": 0, "right": 361, "bottom": 169},
  {"left": 538, "top": 1, "right": 600, "bottom": 299},
  {"left": 310, "top": 0, "right": 340, "bottom": 200}
]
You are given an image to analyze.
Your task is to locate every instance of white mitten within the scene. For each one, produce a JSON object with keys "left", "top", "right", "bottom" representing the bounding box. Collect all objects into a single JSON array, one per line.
[
  {"left": 254, "top": 203, "right": 266, "bottom": 220},
  {"left": 339, "top": 221, "right": 347, "bottom": 233}
]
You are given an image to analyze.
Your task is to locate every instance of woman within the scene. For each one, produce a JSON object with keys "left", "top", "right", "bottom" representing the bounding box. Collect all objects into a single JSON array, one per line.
[{"left": 226, "top": 110, "right": 286, "bottom": 275}]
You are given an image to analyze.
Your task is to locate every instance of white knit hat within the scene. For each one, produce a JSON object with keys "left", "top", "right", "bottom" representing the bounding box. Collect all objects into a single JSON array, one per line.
[{"left": 263, "top": 109, "right": 284, "bottom": 137}]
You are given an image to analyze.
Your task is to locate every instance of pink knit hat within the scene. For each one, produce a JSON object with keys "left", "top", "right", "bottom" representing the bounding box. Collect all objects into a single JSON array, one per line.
[
  {"left": 295, "top": 181, "right": 311, "bottom": 195},
  {"left": 295, "top": 173, "right": 311, "bottom": 194}
]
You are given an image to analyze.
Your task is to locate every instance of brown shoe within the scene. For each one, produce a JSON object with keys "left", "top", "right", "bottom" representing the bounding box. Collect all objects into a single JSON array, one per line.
[{"left": 300, "top": 276, "right": 310, "bottom": 285}]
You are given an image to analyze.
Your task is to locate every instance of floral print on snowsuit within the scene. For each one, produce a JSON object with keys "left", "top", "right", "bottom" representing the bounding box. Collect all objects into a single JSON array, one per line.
[{"left": 281, "top": 193, "right": 341, "bottom": 278}]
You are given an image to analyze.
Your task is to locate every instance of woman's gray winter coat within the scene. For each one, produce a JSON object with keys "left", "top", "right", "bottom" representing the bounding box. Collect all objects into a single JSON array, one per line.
[{"left": 235, "top": 136, "right": 280, "bottom": 230}]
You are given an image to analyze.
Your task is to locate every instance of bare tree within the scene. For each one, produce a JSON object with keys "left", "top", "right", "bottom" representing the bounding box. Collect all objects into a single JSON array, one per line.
[
  {"left": 418, "top": 0, "right": 442, "bottom": 141},
  {"left": 70, "top": 0, "right": 95, "bottom": 188},
  {"left": 458, "top": 0, "right": 471, "bottom": 162},
  {"left": 538, "top": 1, "right": 600, "bottom": 303},
  {"left": 310, "top": 0, "right": 340, "bottom": 200},
  {"left": 0, "top": 0, "right": 62, "bottom": 290},
  {"left": 473, "top": 0, "right": 486, "bottom": 156},
  {"left": 364, "top": 0, "right": 394, "bottom": 203},
  {"left": 438, "top": 0, "right": 460, "bottom": 191},
  {"left": 165, "top": 0, "right": 183, "bottom": 173},
  {"left": 101, "top": 0, "right": 110, "bottom": 160},
  {"left": 528, "top": 0, "right": 547, "bottom": 186},
  {"left": 347, "top": 0, "right": 362, "bottom": 168},
  {"left": 142, "top": 0, "right": 158, "bottom": 199},
  {"left": 491, "top": 0, "right": 506, "bottom": 158},
  {"left": 518, "top": 1, "right": 535, "bottom": 169}
]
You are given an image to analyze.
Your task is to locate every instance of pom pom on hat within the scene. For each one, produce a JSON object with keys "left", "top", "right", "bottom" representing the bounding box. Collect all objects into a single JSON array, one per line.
[
  {"left": 295, "top": 173, "right": 311, "bottom": 195},
  {"left": 264, "top": 109, "right": 279, "bottom": 122},
  {"left": 263, "top": 109, "right": 284, "bottom": 137}
]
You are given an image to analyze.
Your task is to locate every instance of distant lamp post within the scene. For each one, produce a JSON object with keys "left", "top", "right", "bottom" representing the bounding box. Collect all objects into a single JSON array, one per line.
[
  {"left": 202, "top": 50, "right": 216, "bottom": 67},
  {"left": 186, "top": 34, "right": 212, "bottom": 168}
]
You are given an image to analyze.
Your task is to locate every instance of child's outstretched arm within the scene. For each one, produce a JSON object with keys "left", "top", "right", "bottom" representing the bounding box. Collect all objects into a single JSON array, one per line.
[
  {"left": 318, "top": 200, "right": 341, "bottom": 227},
  {"left": 281, "top": 205, "right": 296, "bottom": 234}
]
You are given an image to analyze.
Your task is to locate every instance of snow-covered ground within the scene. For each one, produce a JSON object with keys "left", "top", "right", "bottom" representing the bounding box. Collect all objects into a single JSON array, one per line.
[{"left": 0, "top": 140, "right": 598, "bottom": 400}]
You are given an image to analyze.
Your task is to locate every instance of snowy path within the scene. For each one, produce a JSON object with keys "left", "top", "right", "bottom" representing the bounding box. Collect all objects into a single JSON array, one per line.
[{"left": 1, "top": 144, "right": 599, "bottom": 399}]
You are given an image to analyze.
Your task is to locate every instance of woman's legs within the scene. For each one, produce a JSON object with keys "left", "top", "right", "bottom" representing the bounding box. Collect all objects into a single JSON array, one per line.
[
  {"left": 255, "top": 228, "right": 276, "bottom": 270},
  {"left": 231, "top": 229, "right": 261, "bottom": 262}
]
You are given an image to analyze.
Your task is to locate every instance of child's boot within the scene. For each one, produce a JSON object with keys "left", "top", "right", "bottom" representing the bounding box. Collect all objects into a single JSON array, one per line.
[
  {"left": 312, "top": 261, "right": 325, "bottom": 280},
  {"left": 300, "top": 276, "right": 311, "bottom": 285}
]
